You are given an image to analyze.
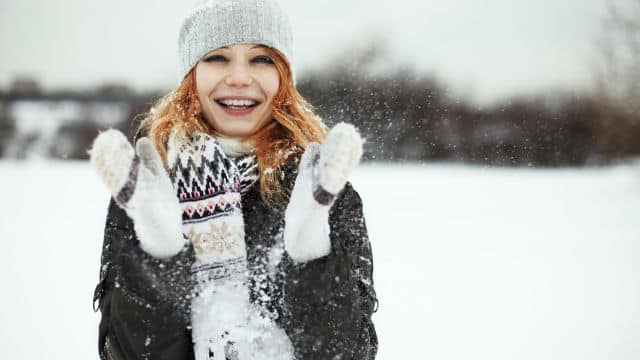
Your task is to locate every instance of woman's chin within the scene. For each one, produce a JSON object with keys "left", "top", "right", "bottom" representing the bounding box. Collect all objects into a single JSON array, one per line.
[
  {"left": 211, "top": 118, "right": 274, "bottom": 138},
  {"left": 214, "top": 126, "right": 255, "bottom": 138}
]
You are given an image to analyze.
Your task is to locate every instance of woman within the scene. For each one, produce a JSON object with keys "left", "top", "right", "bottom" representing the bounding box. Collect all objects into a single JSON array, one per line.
[{"left": 89, "top": 0, "right": 377, "bottom": 359}]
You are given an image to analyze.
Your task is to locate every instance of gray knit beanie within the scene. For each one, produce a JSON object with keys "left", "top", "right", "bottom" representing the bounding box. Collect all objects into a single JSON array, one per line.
[{"left": 178, "top": 0, "right": 294, "bottom": 82}]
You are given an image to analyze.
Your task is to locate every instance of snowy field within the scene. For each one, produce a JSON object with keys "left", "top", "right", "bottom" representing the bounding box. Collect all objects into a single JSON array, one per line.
[{"left": 0, "top": 160, "right": 638, "bottom": 359}]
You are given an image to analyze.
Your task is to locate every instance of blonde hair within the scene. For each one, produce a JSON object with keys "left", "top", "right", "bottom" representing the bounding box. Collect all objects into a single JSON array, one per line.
[{"left": 135, "top": 47, "right": 327, "bottom": 206}]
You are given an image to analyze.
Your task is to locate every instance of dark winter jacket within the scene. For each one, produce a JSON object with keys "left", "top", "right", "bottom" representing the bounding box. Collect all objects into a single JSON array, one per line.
[{"left": 93, "top": 157, "right": 378, "bottom": 360}]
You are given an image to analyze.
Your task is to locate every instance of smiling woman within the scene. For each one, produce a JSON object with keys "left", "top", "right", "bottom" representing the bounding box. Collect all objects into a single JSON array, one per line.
[
  {"left": 87, "top": 0, "right": 378, "bottom": 359},
  {"left": 195, "top": 45, "right": 280, "bottom": 138}
]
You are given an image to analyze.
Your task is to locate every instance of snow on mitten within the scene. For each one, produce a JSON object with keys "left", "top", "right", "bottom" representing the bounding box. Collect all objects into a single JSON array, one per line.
[
  {"left": 88, "top": 129, "right": 186, "bottom": 258},
  {"left": 284, "top": 122, "right": 363, "bottom": 263}
]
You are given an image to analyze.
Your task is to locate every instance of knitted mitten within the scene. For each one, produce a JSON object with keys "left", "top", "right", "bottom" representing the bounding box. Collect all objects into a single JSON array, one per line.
[
  {"left": 88, "top": 129, "right": 186, "bottom": 258},
  {"left": 284, "top": 122, "right": 363, "bottom": 262},
  {"left": 167, "top": 129, "right": 291, "bottom": 360}
]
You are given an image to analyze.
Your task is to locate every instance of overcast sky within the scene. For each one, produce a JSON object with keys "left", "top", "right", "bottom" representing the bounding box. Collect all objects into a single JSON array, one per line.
[{"left": 0, "top": 0, "right": 617, "bottom": 104}]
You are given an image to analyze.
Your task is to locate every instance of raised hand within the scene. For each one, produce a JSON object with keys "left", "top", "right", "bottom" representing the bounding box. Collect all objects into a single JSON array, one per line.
[
  {"left": 89, "top": 129, "right": 186, "bottom": 258},
  {"left": 314, "top": 122, "right": 364, "bottom": 203},
  {"left": 284, "top": 122, "right": 363, "bottom": 262}
]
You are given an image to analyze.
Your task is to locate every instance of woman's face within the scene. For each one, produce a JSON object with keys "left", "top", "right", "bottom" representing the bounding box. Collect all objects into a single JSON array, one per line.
[{"left": 195, "top": 44, "right": 280, "bottom": 138}]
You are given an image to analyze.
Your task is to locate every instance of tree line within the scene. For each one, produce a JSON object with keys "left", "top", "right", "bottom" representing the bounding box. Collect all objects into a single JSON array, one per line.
[{"left": 0, "top": 68, "right": 638, "bottom": 166}]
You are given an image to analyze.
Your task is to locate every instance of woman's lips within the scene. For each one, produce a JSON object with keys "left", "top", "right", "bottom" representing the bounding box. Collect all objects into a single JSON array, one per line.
[
  {"left": 215, "top": 97, "right": 260, "bottom": 117},
  {"left": 220, "top": 105, "right": 256, "bottom": 116}
]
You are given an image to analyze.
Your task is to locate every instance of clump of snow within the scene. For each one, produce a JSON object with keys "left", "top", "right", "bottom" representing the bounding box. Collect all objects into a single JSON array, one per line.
[{"left": 191, "top": 282, "right": 293, "bottom": 359}]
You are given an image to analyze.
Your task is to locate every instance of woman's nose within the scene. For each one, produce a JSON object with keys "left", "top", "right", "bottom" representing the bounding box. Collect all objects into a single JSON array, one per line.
[{"left": 225, "top": 62, "right": 252, "bottom": 87}]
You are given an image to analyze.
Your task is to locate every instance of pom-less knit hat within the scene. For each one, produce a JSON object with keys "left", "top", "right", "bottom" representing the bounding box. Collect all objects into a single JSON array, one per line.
[{"left": 178, "top": 0, "right": 294, "bottom": 81}]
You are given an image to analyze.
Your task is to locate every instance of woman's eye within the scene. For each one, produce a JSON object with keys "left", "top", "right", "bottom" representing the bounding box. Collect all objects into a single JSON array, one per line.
[
  {"left": 252, "top": 55, "right": 274, "bottom": 64},
  {"left": 203, "top": 55, "right": 228, "bottom": 63}
]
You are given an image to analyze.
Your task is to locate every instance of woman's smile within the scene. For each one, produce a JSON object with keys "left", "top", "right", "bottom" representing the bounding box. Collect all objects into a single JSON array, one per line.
[{"left": 214, "top": 96, "right": 262, "bottom": 117}]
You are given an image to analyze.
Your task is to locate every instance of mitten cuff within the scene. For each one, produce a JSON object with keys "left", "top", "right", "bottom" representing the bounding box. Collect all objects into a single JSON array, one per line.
[
  {"left": 284, "top": 154, "right": 332, "bottom": 263},
  {"left": 284, "top": 200, "right": 332, "bottom": 263},
  {"left": 114, "top": 154, "right": 140, "bottom": 208}
]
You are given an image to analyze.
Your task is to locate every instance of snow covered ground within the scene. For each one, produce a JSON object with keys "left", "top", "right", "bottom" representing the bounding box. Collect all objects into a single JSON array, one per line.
[{"left": 0, "top": 160, "right": 638, "bottom": 359}]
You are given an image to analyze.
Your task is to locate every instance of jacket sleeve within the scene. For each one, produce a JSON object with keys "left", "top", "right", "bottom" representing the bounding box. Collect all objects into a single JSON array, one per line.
[
  {"left": 93, "top": 198, "right": 195, "bottom": 359},
  {"left": 329, "top": 182, "right": 378, "bottom": 359},
  {"left": 281, "top": 181, "right": 378, "bottom": 360},
  {"left": 93, "top": 201, "right": 117, "bottom": 359}
]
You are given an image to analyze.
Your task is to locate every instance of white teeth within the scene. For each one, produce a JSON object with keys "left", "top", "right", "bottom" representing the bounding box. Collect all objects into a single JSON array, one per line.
[{"left": 219, "top": 99, "right": 257, "bottom": 107}]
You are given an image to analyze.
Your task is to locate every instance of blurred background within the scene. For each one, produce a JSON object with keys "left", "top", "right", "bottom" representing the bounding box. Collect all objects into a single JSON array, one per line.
[
  {"left": 1, "top": 0, "right": 638, "bottom": 164},
  {"left": 0, "top": 0, "right": 639, "bottom": 359}
]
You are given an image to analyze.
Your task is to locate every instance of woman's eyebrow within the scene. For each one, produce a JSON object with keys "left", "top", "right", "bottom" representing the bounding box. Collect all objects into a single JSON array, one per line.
[
  {"left": 204, "top": 45, "right": 263, "bottom": 57},
  {"left": 218, "top": 46, "right": 262, "bottom": 49}
]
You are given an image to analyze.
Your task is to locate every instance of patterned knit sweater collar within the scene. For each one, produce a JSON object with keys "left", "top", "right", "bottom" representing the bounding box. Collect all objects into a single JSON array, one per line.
[{"left": 214, "top": 135, "right": 255, "bottom": 158}]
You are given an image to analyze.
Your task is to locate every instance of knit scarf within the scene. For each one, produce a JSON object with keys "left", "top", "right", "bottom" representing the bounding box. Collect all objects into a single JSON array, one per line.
[{"left": 167, "top": 129, "right": 259, "bottom": 359}]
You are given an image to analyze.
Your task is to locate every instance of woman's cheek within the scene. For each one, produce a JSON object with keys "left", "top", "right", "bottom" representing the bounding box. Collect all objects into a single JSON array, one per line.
[{"left": 260, "top": 71, "right": 280, "bottom": 97}]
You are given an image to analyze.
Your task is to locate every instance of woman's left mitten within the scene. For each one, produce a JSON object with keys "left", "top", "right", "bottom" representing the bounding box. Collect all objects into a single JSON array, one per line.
[
  {"left": 314, "top": 122, "right": 363, "bottom": 204},
  {"left": 89, "top": 129, "right": 186, "bottom": 258},
  {"left": 284, "top": 122, "right": 363, "bottom": 262}
]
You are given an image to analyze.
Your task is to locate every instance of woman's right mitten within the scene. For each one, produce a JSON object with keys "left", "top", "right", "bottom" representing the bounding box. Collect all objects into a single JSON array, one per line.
[{"left": 89, "top": 129, "right": 187, "bottom": 258}]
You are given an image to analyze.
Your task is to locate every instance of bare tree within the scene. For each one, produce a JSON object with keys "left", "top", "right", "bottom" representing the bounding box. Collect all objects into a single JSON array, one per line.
[{"left": 592, "top": 0, "right": 640, "bottom": 158}]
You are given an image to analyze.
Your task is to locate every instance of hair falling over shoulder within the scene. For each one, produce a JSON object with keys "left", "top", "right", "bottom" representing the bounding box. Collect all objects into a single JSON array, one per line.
[{"left": 135, "top": 47, "right": 327, "bottom": 207}]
